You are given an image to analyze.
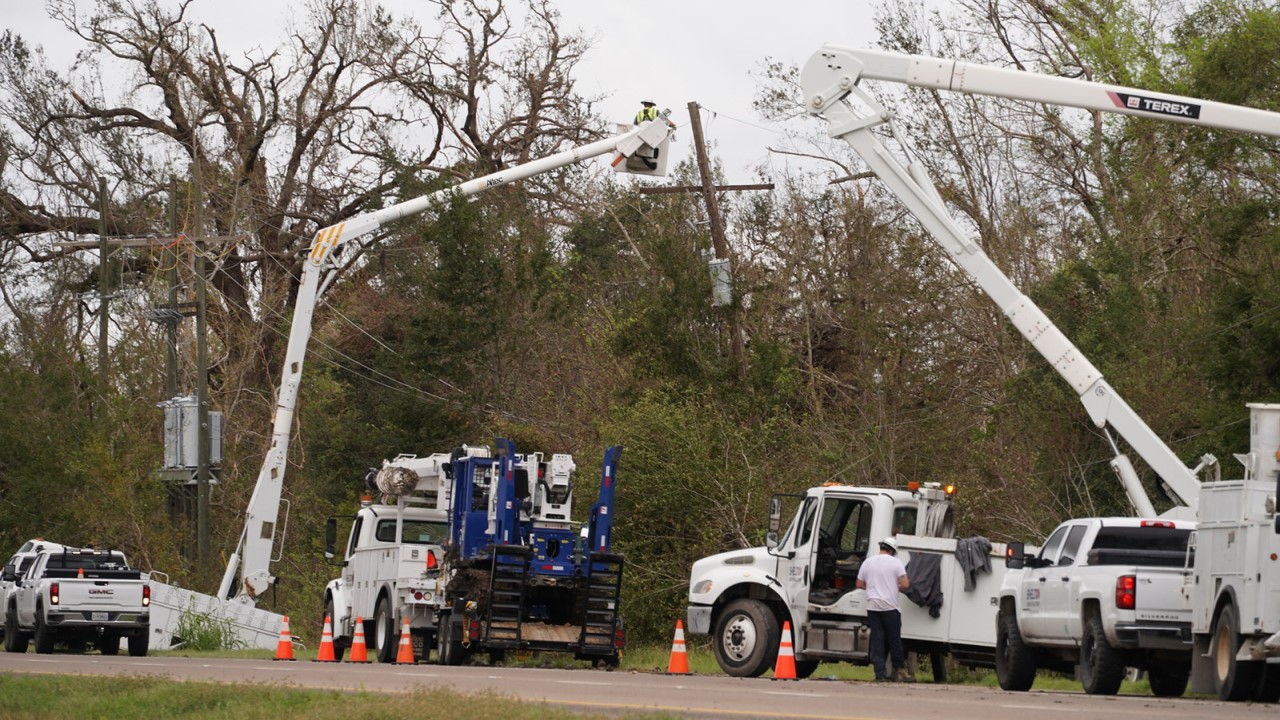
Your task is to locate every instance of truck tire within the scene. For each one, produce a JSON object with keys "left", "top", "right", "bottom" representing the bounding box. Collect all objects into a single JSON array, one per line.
[
  {"left": 794, "top": 659, "right": 820, "bottom": 679},
  {"left": 4, "top": 606, "right": 27, "bottom": 653},
  {"left": 323, "top": 598, "right": 346, "bottom": 662},
  {"left": 1214, "top": 603, "right": 1261, "bottom": 701},
  {"left": 99, "top": 631, "right": 120, "bottom": 656},
  {"left": 374, "top": 597, "right": 397, "bottom": 664},
  {"left": 995, "top": 611, "right": 1035, "bottom": 691},
  {"left": 1254, "top": 664, "right": 1280, "bottom": 703},
  {"left": 436, "top": 612, "right": 465, "bottom": 666},
  {"left": 127, "top": 629, "right": 149, "bottom": 657},
  {"left": 929, "top": 649, "right": 949, "bottom": 684},
  {"left": 1080, "top": 615, "right": 1124, "bottom": 695},
  {"left": 32, "top": 609, "right": 55, "bottom": 654},
  {"left": 1147, "top": 663, "right": 1189, "bottom": 698},
  {"left": 712, "top": 599, "right": 779, "bottom": 678}
]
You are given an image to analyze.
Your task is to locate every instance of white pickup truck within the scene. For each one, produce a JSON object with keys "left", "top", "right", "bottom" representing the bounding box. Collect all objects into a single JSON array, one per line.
[
  {"left": 996, "top": 517, "right": 1194, "bottom": 696},
  {"left": 4, "top": 547, "right": 151, "bottom": 656}
]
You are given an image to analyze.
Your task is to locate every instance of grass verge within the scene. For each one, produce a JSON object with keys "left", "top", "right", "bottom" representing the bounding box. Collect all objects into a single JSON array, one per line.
[{"left": 0, "top": 674, "right": 682, "bottom": 720}]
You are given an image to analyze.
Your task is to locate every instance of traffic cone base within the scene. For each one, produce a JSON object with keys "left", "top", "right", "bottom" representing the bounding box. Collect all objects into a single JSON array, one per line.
[
  {"left": 314, "top": 614, "right": 338, "bottom": 662},
  {"left": 347, "top": 615, "right": 370, "bottom": 663},
  {"left": 772, "top": 620, "right": 797, "bottom": 680},
  {"left": 273, "top": 615, "right": 296, "bottom": 661},
  {"left": 394, "top": 616, "right": 416, "bottom": 665},
  {"left": 667, "top": 619, "right": 689, "bottom": 674}
]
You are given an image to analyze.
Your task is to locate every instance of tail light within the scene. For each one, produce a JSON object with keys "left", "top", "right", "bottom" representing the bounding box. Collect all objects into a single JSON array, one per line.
[
  {"left": 614, "top": 625, "right": 626, "bottom": 650},
  {"left": 1140, "top": 520, "right": 1175, "bottom": 528},
  {"left": 142, "top": 584, "right": 151, "bottom": 608},
  {"left": 50, "top": 582, "right": 60, "bottom": 605},
  {"left": 426, "top": 551, "right": 437, "bottom": 570},
  {"left": 469, "top": 619, "right": 480, "bottom": 641},
  {"left": 1116, "top": 574, "right": 1136, "bottom": 610}
]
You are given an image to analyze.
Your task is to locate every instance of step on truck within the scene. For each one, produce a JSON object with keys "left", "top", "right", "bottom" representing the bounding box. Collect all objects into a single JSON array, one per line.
[
  {"left": 324, "top": 440, "right": 625, "bottom": 665},
  {"left": 687, "top": 482, "right": 1010, "bottom": 679},
  {"left": 997, "top": 517, "right": 1195, "bottom": 696},
  {"left": 5, "top": 546, "right": 150, "bottom": 656}
]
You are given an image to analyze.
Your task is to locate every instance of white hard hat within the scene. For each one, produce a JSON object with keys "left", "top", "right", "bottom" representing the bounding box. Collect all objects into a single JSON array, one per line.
[{"left": 879, "top": 536, "right": 898, "bottom": 553}]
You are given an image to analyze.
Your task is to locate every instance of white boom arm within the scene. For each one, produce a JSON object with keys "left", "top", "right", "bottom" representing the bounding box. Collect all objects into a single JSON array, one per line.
[
  {"left": 218, "top": 119, "right": 674, "bottom": 604},
  {"left": 800, "top": 47, "right": 1280, "bottom": 516}
]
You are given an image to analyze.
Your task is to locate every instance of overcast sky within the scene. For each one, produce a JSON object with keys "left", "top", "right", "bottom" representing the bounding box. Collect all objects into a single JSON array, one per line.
[{"left": 6, "top": 0, "right": 881, "bottom": 182}]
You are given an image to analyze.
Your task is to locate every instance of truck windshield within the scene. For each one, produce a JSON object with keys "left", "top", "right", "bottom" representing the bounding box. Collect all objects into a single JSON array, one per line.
[
  {"left": 1092, "top": 527, "right": 1191, "bottom": 552},
  {"left": 376, "top": 519, "right": 448, "bottom": 545}
]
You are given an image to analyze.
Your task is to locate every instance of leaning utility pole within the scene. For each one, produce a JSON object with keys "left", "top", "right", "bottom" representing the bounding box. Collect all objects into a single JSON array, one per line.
[{"left": 686, "top": 102, "right": 746, "bottom": 374}]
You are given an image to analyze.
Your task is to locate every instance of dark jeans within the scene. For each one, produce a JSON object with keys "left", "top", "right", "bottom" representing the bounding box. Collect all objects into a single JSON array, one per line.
[{"left": 866, "top": 609, "right": 904, "bottom": 680}]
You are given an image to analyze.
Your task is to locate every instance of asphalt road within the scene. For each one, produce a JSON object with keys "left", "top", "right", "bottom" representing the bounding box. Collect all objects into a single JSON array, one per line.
[{"left": 1, "top": 653, "right": 1276, "bottom": 720}]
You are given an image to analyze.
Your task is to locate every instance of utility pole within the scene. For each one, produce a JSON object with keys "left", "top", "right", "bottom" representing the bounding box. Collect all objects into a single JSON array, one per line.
[
  {"left": 166, "top": 177, "right": 180, "bottom": 399},
  {"left": 192, "top": 164, "right": 212, "bottom": 567},
  {"left": 97, "top": 177, "right": 111, "bottom": 385},
  {"left": 686, "top": 101, "right": 748, "bottom": 374}
]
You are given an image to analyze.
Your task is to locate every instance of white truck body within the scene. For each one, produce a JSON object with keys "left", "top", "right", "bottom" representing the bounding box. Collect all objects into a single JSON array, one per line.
[
  {"left": 5, "top": 548, "right": 150, "bottom": 656},
  {"left": 323, "top": 453, "right": 453, "bottom": 662},
  {"left": 1186, "top": 403, "right": 1280, "bottom": 699},
  {"left": 687, "top": 484, "right": 1009, "bottom": 678},
  {"left": 997, "top": 517, "right": 1194, "bottom": 695}
]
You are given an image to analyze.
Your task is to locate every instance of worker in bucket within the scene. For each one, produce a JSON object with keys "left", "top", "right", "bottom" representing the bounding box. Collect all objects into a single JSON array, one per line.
[
  {"left": 628, "top": 101, "right": 673, "bottom": 171},
  {"left": 634, "top": 100, "right": 660, "bottom": 125},
  {"left": 856, "top": 536, "right": 914, "bottom": 682}
]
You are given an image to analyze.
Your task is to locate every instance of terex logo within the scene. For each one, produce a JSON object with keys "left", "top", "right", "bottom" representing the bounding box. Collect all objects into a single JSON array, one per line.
[
  {"left": 1108, "top": 91, "right": 1201, "bottom": 119},
  {"left": 88, "top": 589, "right": 114, "bottom": 595}
]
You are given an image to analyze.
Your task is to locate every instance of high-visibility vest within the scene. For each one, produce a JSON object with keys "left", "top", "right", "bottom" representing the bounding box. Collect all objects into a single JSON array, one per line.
[{"left": 634, "top": 106, "right": 659, "bottom": 124}]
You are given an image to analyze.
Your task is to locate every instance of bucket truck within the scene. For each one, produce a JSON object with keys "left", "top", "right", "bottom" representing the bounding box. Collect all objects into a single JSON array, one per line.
[
  {"left": 321, "top": 442, "right": 625, "bottom": 666},
  {"left": 148, "top": 116, "right": 673, "bottom": 651},
  {"left": 797, "top": 45, "right": 1280, "bottom": 700}
]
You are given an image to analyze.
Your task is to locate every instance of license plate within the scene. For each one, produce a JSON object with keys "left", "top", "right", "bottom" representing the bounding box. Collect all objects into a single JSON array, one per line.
[{"left": 91, "top": 612, "right": 108, "bottom": 622}]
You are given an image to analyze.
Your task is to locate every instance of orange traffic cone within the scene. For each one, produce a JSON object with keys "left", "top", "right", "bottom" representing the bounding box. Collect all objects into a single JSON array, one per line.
[
  {"left": 273, "top": 615, "right": 296, "bottom": 661},
  {"left": 347, "top": 616, "right": 369, "bottom": 663},
  {"left": 772, "top": 620, "right": 797, "bottom": 680},
  {"left": 314, "top": 614, "right": 337, "bottom": 662},
  {"left": 666, "top": 619, "right": 690, "bottom": 674},
  {"left": 77, "top": 567, "right": 84, "bottom": 578},
  {"left": 394, "top": 616, "right": 415, "bottom": 665}
]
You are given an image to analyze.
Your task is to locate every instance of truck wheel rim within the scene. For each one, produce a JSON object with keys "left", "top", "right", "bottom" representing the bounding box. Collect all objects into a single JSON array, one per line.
[
  {"left": 722, "top": 614, "right": 756, "bottom": 662},
  {"left": 1215, "top": 620, "right": 1231, "bottom": 681}
]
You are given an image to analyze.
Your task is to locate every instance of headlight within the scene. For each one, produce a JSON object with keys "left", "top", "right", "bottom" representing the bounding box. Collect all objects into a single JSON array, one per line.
[{"left": 692, "top": 579, "right": 713, "bottom": 595}]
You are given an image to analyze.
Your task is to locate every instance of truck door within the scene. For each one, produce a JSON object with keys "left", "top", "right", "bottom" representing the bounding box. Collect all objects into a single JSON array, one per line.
[
  {"left": 1020, "top": 524, "right": 1070, "bottom": 640},
  {"left": 16, "top": 556, "right": 42, "bottom": 625},
  {"left": 779, "top": 497, "right": 820, "bottom": 615},
  {"left": 1044, "top": 524, "right": 1090, "bottom": 640},
  {"left": 345, "top": 516, "right": 373, "bottom": 617}
]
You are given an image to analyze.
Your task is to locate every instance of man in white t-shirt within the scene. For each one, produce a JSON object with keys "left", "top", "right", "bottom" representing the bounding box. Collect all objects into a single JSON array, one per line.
[{"left": 856, "top": 536, "right": 912, "bottom": 682}]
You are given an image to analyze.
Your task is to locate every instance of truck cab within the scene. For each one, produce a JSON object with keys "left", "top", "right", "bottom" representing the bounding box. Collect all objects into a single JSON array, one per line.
[
  {"left": 0, "top": 540, "right": 66, "bottom": 642},
  {"left": 687, "top": 482, "right": 1005, "bottom": 679}
]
